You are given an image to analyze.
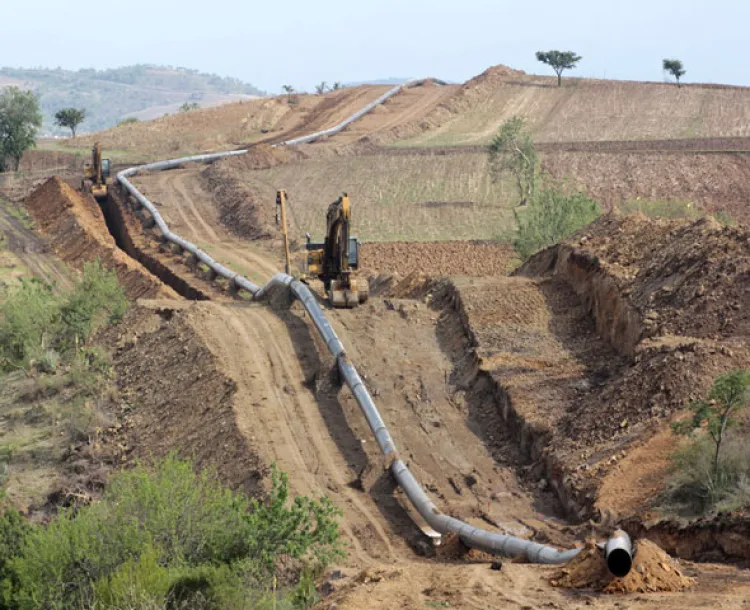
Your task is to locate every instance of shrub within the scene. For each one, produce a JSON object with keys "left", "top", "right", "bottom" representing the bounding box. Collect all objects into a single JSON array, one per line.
[
  {"left": 0, "top": 259, "right": 127, "bottom": 371},
  {"left": 10, "top": 456, "right": 343, "bottom": 609},
  {"left": 664, "top": 370, "right": 750, "bottom": 514},
  {"left": 117, "top": 117, "right": 140, "bottom": 126},
  {"left": 0, "top": 510, "right": 30, "bottom": 609},
  {"left": 512, "top": 184, "right": 601, "bottom": 259},
  {"left": 0, "top": 278, "right": 60, "bottom": 370}
]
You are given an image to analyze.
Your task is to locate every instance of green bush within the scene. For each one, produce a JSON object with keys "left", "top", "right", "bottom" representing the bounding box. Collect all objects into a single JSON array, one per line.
[
  {"left": 0, "top": 278, "right": 60, "bottom": 370},
  {"left": 117, "top": 117, "right": 140, "bottom": 126},
  {"left": 512, "top": 185, "right": 601, "bottom": 259},
  {"left": 0, "top": 510, "right": 30, "bottom": 609},
  {"left": 10, "top": 456, "right": 343, "bottom": 609},
  {"left": 0, "top": 259, "right": 127, "bottom": 371}
]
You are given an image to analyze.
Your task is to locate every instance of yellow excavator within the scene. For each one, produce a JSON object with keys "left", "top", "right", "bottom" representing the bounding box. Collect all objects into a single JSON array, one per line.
[
  {"left": 276, "top": 190, "right": 369, "bottom": 308},
  {"left": 81, "top": 142, "right": 110, "bottom": 202}
]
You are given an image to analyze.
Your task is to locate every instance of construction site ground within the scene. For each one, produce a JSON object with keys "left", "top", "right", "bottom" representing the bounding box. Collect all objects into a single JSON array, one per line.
[{"left": 6, "top": 64, "right": 750, "bottom": 609}]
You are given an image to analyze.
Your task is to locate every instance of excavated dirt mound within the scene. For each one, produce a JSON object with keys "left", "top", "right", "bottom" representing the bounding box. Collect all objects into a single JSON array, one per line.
[
  {"left": 199, "top": 150, "right": 287, "bottom": 240},
  {"left": 360, "top": 241, "right": 519, "bottom": 277},
  {"left": 98, "top": 302, "right": 266, "bottom": 495},
  {"left": 551, "top": 540, "right": 694, "bottom": 593},
  {"left": 23, "top": 177, "right": 176, "bottom": 299}
]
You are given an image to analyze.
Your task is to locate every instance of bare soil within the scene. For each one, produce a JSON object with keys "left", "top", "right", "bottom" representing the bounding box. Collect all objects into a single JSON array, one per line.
[{"left": 23, "top": 177, "right": 176, "bottom": 299}]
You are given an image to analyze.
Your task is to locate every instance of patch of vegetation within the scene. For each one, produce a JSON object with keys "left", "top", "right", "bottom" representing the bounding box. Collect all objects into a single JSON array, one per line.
[
  {"left": 0, "top": 259, "right": 127, "bottom": 371},
  {"left": 714, "top": 210, "right": 736, "bottom": 227},
  {"left": 179, "top": 102, "right": 200, "bottom": 112},
  {"left": 0, "top": 64, "right": 264, "bottom": 134},
  {"left": 619, "top": 198, "right": 701, "bottom": 219},
  {"left": 116, "top": 117, "right": 139, "bottom": 126},
  {"left": 535, "top": 50, "right": 582, "bottom": 87},
  {"left": 488, "top": 117, "right": 600, "bottom": 258},
  {"left": 663, "top": 370, "right": 750, "bottom": 515},
  {"left": 0, "top": 455, "right": 342, "bottom": 610},
  {"left": 511, "top": 183, "right": 600, "bottom": 259}
]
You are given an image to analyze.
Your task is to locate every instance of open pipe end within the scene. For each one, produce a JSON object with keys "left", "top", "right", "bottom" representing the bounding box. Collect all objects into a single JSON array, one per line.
[
  {"left": 606, "top": 547, "right": 633, "bottom": 578},
  {"left": 604, "top": 530, "right": 633, "bottom": 578}
]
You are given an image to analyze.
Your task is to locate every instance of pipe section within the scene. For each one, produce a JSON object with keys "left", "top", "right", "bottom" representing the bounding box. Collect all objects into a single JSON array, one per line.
[
  {"left": 605, "top": 530, "right": 633, "bottom": 578},
  {"left": 115, "top": 82, "right": 634, "bottom": 575}
]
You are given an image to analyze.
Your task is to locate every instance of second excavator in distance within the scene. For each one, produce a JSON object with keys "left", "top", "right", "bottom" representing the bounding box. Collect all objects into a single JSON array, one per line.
[
  {"left": 276, "top": 190, "right": 369, "bottom": 308},
  {"left": 81, "top": 142, "right": 110, "bottom": 203}
]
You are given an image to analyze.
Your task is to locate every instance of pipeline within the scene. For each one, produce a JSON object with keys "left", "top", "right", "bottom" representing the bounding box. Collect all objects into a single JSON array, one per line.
[{"left": 115, "top": 84, "right": 632, "bottom": 574}]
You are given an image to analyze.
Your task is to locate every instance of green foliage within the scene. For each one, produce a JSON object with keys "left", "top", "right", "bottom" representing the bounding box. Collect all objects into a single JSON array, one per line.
[
  {"left": 332, "top": 82, "right": 342, "bottom": 91},
  {"left": 512, "top": 183, "right": 601, "bottom": 259},
  {"left": 619, "top": 198, "right": 701, "bottom": 219},
  {"left": 487, "top": 116, "right": 538, "bottom": 206},
  {"left": 246, "top": 467, "right": 344, "bottom": 574},
  {"left": 535, "top": 50, "right": 582, "bottom": 86},
  {"left": 179, "top": 102, "right": 200, "bottom": 112},
  {"left": 289, "top": 569, "right": 320, "bottom": 610},
  {"left": 0, "top": 510, "right": 30, "bottom": 609},
  {"left": 672, "top": 370, "right": 750, "bottom": 478},
  {"left": 54, "top": 107, "right": 86, "bottom": 137},
  {"left": 663, "top": 59, "right": 686, "bottom": 87},
  {"left": 59, "top": 260, "right": 128, "bottom": 351},
  {"left": 0, "top": 259, "right": 127, "bottom": 371},
  {"left": 9, "top": 456, "right": 342, "bottom": 609},
  {"left": 0, "top": 87, "right": 42, "bottom": 171},
  {"left": 0, "top": 278, "right": 61, "bottom": 370},
  {"left": 117, "top": 117, "right": 140, "bottom": 126}
]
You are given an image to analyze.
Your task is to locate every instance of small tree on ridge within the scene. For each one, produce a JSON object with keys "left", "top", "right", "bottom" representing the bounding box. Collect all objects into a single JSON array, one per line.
[
  {"left": 663, "top": 59, "right": 686, "bottom": 87},
  {"left": 54, "top": 107, "right": 86, "bottom": 137},
  {"left": 536, "top": 50, "right": 582, "bottom": 87}
]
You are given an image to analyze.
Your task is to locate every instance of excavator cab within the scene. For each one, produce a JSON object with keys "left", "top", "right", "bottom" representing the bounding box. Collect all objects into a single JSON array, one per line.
[{"left": 82, "top": 142, "right": 110, "bottom": 203}]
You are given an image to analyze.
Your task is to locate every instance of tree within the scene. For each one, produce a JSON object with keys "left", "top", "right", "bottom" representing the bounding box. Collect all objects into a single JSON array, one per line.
[
  {"left": 315, "top": 81, "right": 328, "bottom": 95},
  {"left": 535, "top": 50, "right": 582, "bottom": 87},
  {"left": 673, "top": 370, "right": 750, "bottom": 482},
  {"left": 179, "top": 101, "right": 200, "bottom": 112},
  {"left": 282, "top": 85, "right": 296, "bottom": 103},
  {"left": 0, "top": 87, "right": 42, "bottom": 172},
  {"left": 54, "top": 107, "right": 86, "bottom": 137},
  {"left": 663, "top": 59, "right": 686, "bottom": 88},
  {"left": 332, "top": 82, "right": 342, "bottom": 91},
  {"left": 487, "top": 116, "right": 538, "bottom": 206}
]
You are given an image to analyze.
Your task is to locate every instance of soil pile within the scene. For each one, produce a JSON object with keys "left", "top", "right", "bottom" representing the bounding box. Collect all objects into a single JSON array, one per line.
[
  {"left": 99, "top": 302, "right": 266, "bottom": 495},
  {"left": 574, "top": 212, "right": 750, "bottom": 342},
  {"left": 551, "top": 539, "right": 694, "bottom": 593},
  {"left": 23, "top": 177, "right": 176, "bottom": 299},
  {"left": 200, "top": 157, "right": 276, "bottom": 240},
  {"left": 360, "top": 241, "right": 519, "bottom": 277}
]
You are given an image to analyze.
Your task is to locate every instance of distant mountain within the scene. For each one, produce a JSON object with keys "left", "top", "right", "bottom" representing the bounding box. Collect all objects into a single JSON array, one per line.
[
  {"left": 0, "top": 64, "right": 265, "bottom": 135},
  {"left": 344, "top": 77, "right": 412, "bottom": 87}
]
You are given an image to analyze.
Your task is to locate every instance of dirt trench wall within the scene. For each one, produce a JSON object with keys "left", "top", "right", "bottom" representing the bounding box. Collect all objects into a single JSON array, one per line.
[
  {"left": 435, "top": 280, "right": 591, "bottom": 520},
  {"left": 517, "top": 245, "right": 643, "bottom": 358},
  {"left": 23, "top": 177, "right": 177, "bottom": 300},
  {"left": 106, "top": 186, "right": 211, "bottom": 300}
]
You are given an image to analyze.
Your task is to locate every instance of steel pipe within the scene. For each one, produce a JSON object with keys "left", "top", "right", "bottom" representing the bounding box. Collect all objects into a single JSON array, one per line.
[{"left": 114, "top": 84, "right": 633, "bottom": 576}]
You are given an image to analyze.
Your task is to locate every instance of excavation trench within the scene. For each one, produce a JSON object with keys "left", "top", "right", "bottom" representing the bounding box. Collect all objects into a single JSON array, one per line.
[{"left": 102, "top": 186, "right": 210, "bottom": 301}]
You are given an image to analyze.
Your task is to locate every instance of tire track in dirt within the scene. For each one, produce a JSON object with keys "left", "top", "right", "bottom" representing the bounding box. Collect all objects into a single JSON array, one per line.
[{"left": 189, "top": 302, "right": 401, "bottom": 564}]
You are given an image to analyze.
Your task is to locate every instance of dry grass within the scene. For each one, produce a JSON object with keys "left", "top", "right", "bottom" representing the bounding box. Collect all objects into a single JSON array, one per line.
[
  {"left": 395, "top": 79, "right": 750, "bottom": 147},
  {"left": 239, "top": 153, "right": 517, "bottom": 241}
]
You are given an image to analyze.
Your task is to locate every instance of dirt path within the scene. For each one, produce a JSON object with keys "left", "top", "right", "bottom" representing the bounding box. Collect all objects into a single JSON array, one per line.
[
  {"left": 133, "top": 169, "right": 283, "bottom": 284},
  {"left": 0, "top": 202, "right": 73, "bottom": 291},
  {"left": 188, "top": 301, "right": 405, "bottom": 565}
]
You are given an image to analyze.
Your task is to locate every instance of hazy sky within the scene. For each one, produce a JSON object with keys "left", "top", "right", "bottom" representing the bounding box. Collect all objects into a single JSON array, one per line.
[{"left": 2, "top": 0, "right": 747, "bottom": 93}]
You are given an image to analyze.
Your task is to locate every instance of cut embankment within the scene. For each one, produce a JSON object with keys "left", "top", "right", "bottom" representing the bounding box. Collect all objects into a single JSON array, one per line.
[
  {"left": 23, "top": 177, "right": 177, "bottom": 300},
  {"left": 98, "top": 301, "right": 266, "bottom": 496}
]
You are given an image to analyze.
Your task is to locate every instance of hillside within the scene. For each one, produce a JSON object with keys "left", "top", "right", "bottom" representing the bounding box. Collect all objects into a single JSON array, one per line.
[
  {"left": 0, "top": 64, "right": 264, "bottom": 135},
  {"left": 390, "top": 66, "right": 750, "bottom": 146}
]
